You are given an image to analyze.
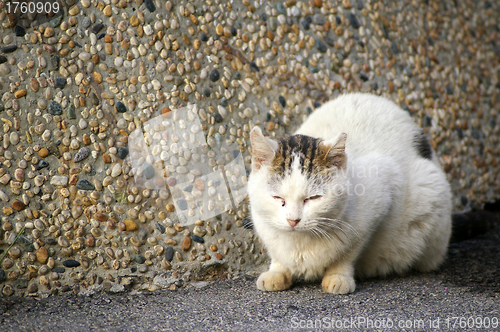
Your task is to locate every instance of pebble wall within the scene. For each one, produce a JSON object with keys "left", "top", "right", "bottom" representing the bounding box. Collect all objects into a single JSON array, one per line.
[{"left": 0, "top": 0, "right": 499, "bottom": 297}]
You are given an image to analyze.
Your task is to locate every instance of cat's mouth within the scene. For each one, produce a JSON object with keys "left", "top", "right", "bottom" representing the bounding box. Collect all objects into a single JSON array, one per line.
[{"left": 285, "top": 224, "right": 310, "bottom": 232}]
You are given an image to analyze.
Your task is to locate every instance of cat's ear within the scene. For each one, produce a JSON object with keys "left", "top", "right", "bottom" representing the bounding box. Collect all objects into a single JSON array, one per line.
[
  {"left": 320, "top": 133, "right": 347, "bottom": 168},
  {"left": 250, "top": 126, "right": 278, "bottom": 170}
]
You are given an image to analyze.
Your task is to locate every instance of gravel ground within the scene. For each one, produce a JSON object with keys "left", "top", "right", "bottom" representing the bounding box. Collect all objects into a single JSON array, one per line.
[{"left": 1, "top": 224, "right": 499, "bottom": 332}]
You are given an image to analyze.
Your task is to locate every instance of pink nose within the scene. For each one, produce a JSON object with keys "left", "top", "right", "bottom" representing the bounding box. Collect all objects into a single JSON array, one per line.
[{"left": 287, "top": 219, "right": 300, "bottom": 228}]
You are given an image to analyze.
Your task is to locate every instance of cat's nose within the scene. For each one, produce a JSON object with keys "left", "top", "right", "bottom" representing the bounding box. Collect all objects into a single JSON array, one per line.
[{"left": 287, "top": 219, "right": 301, "bottom": 228}]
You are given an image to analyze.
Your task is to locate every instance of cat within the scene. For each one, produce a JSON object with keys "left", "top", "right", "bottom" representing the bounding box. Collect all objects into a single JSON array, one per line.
[{"left": 247, "top": 93, "right": 452, "bottom": 294}]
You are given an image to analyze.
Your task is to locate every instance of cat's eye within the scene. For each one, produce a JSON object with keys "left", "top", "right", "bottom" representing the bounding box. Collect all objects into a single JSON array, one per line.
[
  {"left": 273, "top": 196, "right": 285, "bottom": 206},
  {"left": 305, "top": 195, "right": 322, "bottom": 202}
]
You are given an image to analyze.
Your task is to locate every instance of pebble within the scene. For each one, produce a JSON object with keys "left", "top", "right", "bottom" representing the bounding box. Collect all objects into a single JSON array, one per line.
[
  {"left": 27, "top": 283, "right": 38, "bottom": 293},
  {"left": 182, "top": 237, "right": 191, "bottom": 251},
  {"left": 68, "top": 4, "right": 79, "bottom": 15},
  {"left": 2, "top": 285, "right": 14, "bottom": 296},
  {"left": 17, "top": 237, "right": 34, "bottom": 252},
  {"left": 14, "top": 89, "right": 26, "bottom": 98},
  {"left": 210, "top": 69, "right": 220, "bottom": 82},
  {"left": 142, "top": 164, "right": 155, "bottom": 179},
  {"left": 62, "top": 259, "right": 81, "bottom": 268},
  {"left": 115, "top": 101, "right": 127, "bottom": 113},
  {"left": 58, "top": 237, "right": 69, "bottom": 247},
  {"left": 50, "top": 176, "right": 68, "bottom": 186},
  {"left": 349, "top": 13, "right": 361, "bottom": 29},
  {"left": 86, "top": 236, "right": 95, "bottom": 247},
  {"left": 176, "top": 199, "right": 188, "bottom": 210},
  {"left": 90, "top": 23, "right": 104, "bottom": 34},
  {"left": 8, "top": 246, "right": 21, "bottom": 259},
  {"left": 111, "top": 164, "right": 122, "bottom": 177},
  {"left": 48, "top": 101, "right": 63, "bottom": 115},
  {"left": 76, "top": 179, "right": 95, "bottom": 190},
  {"left": 67, "top": 104, "right": 76, "bottom": 119},
  {"left": 48, "top": 144, "right": 61, "bottom": 157},
  {"left": 214, "top": 113, "right": 223, "bottom": 123},
  {"left": 55, "top": 78, "right": 67, "bottom": 89},
  {"left": 14, "top": 169, "right": 24, "bottom": 182},
  {"left": 135, "top": 255, "right": 146, "bottom": 264},
  {"left": 316, "top": 38, "right": 327, "bottom": 53},
  {"left": 117, "top": 147, "right": 129, "bottom": 159},
  {"left": 124, "top": 219, "right": 138, "bottom": 231},
  {"left": 144, "top": 0, "right": 156, "bottom": 12},
  {"left": 0, "top": 64, "right": 10, "bottom": 75},
  {"left": 15, "top": 26, "right": 26, "bottom": 37},
  {"left": 38, "top": 148, "right": 50, "bottom": 158},
  {"left": 156, "top": 223, "right": 165, "bottom": 234},
  {"left": 1, "top": 45, "right": 17, "bottom": 53},
  {"left": 36, "top": 247, "right": 49, "bottom": 264},
  {"left": 276, "top": 3, "right": 285, "bottom": 14},
  {"left": 12, "top": 200, "right": 26, "bottom": 211},
  {"left": 268, "top": 17, "right": 278, "bottom": 31},
  {"left": 82, "top": 17, "right": 91, "bottom": 29},
  {"left": 165, "top": 246, "right": 174, "bottom": 261},
  {"left": 74, "top": 147, "right": 90, "bottom": 162},
  {"left": 194, "top": 179, "right": 205, "bottom": 190},
  {"left": 176, "top": 166, "right": 188, "bottom": 174},
  {"left": 192, "top": 235, "right": 204, "bottom": 243},
  {"left": 312, "top": 14, "right": 326, "bottom": 25},
  {"left": 249, "top": 62, "right": 259, "bottom": 72},
  {"left": 3, "top": 258, "right": 14, "bottom": 269}
]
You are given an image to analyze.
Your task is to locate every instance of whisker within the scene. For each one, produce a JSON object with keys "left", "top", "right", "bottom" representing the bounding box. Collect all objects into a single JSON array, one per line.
[
  {"left": 314, "top": 217, "right": 359, "bottom": 236},
  {"left": 314, "top": 220, "right": 350, "bottom": 238},
  {"left": 318, "top": 221, "right": 347, "bottom": 236},
  {"left": 309, "top": 222, "right": 345, "bottom": 245},
  {"left": 309, "top": 228, "right": 329, "bottom": 247},
  {"left": 315, "top": 230, "right": 333, "bottom": 247},
  {"left": 318, "top": 226, "right": 344, "bottom": 245}
]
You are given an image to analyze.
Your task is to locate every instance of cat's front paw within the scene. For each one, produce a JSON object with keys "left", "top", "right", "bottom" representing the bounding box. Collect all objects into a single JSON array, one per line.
[
  {"left": 322, "top": 274, "right": 356, "bottom": 294},
  {"left": 256, "top": 271, "right": 292, "bottom": 291}
]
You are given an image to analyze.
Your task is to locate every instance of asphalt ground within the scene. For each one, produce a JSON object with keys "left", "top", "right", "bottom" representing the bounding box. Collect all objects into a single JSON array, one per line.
[{"left": 1, "top": 223, "right": 499, "bottom": 332}]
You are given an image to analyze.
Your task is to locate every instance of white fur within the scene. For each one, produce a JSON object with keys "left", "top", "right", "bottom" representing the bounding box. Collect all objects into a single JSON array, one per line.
[{"left": 248, "top": 93, "right": 452, "bottom": 294}]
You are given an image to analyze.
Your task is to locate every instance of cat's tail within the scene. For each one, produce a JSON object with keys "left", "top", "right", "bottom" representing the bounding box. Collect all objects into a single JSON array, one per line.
[{"left": 451, "top": 204, "right": 500, "bottom": 242}]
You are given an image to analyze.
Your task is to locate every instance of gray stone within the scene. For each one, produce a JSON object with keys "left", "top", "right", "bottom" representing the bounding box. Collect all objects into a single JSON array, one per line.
[
  {"left": 76, "top": 179, "right": 95, "bottom": 191},
  {"left": 312, "top": 14, "right": 326, "bottom": 25},
  {"left": 48, "top": 101, "right": 63, "bottom": 115},
  {"left": 81, "top": 17, "right": 91, "bottom": 29},
  {"left": 67, "top": 104, "right": 76, "bottom": 119}
]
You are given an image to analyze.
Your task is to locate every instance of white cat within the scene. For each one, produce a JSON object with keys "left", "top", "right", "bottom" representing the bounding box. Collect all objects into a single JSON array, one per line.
[{"left": 248, "top": 93, "right": 452, "bottom": 294}]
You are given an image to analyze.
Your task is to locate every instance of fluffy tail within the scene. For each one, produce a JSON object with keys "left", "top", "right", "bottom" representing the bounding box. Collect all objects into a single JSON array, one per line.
[{"left": 451, "top": 205, "right": 500, "bottom": 243}]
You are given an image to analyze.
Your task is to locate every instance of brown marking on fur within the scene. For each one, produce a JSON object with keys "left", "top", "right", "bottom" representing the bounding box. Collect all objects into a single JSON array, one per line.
[{"left": 269, "top": 135, "right": 345, "bottom": 178}]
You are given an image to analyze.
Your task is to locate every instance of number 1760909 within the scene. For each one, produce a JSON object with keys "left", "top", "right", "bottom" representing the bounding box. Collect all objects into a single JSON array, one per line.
[{"left": 5, "top": 0, "right": 60, "bottom": 15}]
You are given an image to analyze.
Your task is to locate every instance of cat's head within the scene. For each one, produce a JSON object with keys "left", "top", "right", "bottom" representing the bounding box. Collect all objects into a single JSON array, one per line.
[{"left": 248, "top": 126, "right": 348, "bottom": 233}]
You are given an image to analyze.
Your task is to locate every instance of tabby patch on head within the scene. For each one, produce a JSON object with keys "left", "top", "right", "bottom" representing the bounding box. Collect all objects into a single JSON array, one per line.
[
  {"left": 250, "top": 127, "right": 347, "bottom": 178},
  {"left": 271, "top": 135, "right": 344, "bottom": 178}
]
